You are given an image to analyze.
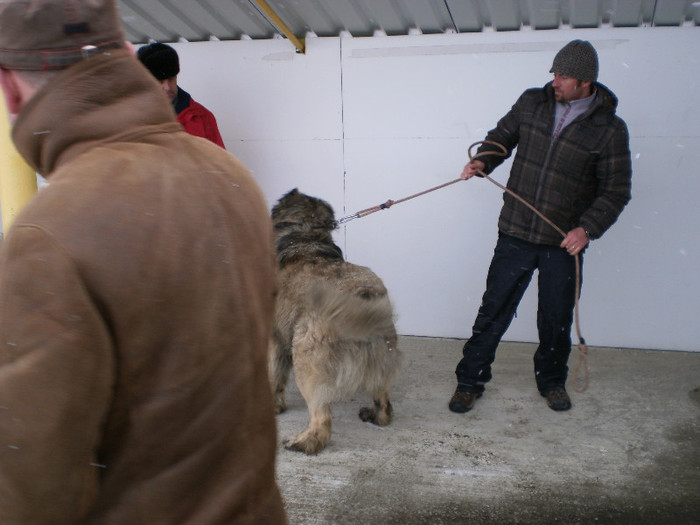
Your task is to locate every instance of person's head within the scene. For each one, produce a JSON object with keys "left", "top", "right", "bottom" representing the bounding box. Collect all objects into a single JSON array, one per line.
[
  {"left": 0, "top": 0, "right": 126, "bottom": 119},
  {"left": 549, "top": 39, "right": 598, "bottom": 103},
  {"left": 137, "top": 42, "right": 180, "bottom": 103}
]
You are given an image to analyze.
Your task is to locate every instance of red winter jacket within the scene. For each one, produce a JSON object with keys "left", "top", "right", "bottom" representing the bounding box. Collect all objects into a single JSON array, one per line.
[{"left": 175, "top": 87, "right": 226, "bottom": 149}]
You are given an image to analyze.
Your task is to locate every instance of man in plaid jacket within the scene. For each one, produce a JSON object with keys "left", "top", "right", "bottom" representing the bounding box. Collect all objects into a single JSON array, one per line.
[{"left": 450, "top": 40, "right": 632, "bottom": 413}]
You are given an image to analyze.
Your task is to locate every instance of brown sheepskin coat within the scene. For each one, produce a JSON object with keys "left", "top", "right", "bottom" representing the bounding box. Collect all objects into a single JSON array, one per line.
[{"left": 0, "top": 49, "right": 285, "bottom": 525}]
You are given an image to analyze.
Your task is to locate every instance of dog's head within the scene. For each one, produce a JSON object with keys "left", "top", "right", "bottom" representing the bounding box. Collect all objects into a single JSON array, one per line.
[
  {"left": 271, "top": 188, "right": 338, "bottom": 235},
  {"left": 271, "top": 189, "right": 343, "bottom": 267}
]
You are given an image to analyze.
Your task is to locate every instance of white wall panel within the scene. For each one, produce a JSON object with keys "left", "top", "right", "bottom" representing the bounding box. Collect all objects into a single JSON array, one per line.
[
  {"left": 173, "top": 27, "right": 700, "bottom": 351},
  {"left": 172, "top": 38, "right": 343, "bottom": 143}
]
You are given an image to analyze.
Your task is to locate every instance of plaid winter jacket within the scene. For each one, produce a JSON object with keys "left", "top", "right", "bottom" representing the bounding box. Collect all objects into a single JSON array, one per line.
[{"left": 476, "top": 82, "right": 631, "bottom": 246}]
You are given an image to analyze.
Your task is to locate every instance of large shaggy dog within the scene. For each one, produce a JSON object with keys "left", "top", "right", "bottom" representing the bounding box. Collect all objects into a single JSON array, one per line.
[{"left": 269, "top": 189, "right": 402, "bottom": 454}]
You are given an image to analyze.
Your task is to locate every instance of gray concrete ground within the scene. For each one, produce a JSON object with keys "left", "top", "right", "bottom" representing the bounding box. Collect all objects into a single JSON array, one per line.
[{"left": 274, "top": 336, "right": 700, "bottom": 525}]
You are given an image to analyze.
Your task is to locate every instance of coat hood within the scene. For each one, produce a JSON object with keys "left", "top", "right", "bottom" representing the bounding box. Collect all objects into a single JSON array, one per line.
[{"left": 12, "top": 48, "right": 176, "bottom": 176}]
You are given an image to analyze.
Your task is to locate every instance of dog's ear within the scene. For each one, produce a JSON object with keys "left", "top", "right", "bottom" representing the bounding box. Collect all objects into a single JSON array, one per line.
[
  {"left": 279, "top": 188, "right": 299, "bottom": 201},
  {"left": 272, "top": 188, "right": 300, "bottom": 217}
]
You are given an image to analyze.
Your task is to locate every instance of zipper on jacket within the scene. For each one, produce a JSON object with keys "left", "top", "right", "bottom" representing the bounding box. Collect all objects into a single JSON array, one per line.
[{"left": 529, "top": 97, "right": 600, "bottom": 241}]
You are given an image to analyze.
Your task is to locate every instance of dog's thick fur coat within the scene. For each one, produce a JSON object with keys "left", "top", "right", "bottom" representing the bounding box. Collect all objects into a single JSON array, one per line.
[{"left": 270, "top": 189, "right": 402, "bottom": 454}]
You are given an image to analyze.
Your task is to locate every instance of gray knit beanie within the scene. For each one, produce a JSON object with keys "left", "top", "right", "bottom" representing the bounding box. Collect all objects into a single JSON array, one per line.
[{"left": 549, "top": 40, "right": 598, "bottom": 82}]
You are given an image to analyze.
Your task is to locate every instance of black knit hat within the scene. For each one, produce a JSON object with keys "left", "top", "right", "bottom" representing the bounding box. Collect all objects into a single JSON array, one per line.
[
  {"left": 549, "top": 40, "right": 598, "bottom": 82},
  {"left": 137, "top": 42, "right": 179, "bottom": 80}
]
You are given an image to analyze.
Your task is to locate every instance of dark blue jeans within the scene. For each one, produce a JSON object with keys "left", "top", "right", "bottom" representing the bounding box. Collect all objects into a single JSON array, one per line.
[{"left": 455, "top": 234, "right": 581, "bottom": 394}]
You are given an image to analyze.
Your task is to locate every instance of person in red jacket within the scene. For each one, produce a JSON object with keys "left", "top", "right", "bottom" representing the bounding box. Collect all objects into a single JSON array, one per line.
[{"left": 138, "top": 42, "right": 226, "bottom": 149}]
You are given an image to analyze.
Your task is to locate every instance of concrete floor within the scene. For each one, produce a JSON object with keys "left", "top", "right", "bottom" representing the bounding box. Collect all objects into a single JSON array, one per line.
[{"left": 274, "top": 336, "right": 700, "bottom": 525}]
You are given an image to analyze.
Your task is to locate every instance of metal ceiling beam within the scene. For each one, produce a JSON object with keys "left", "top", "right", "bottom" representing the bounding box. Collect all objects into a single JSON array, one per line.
[
  {"left": 251, "top": 0, "right": 306, "bottom": 53},
  {"left": 118, "top": 0, "right": 697, "bottom": 45}
]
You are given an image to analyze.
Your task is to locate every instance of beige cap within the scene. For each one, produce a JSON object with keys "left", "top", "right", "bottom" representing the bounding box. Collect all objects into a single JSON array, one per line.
[{"left": 0, "top": 0, "right": 125, "bottom": 71}]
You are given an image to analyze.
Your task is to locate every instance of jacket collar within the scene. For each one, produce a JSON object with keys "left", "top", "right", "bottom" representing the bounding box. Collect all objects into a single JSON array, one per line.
[
  {"left": 173, "top": 86, "right": 192, "bottom": 115},
  {"left": 544, "top": 81, "right": 620, "bottom": 124},
  {"left": 12, "top": 49, "right": 176, "bottom": 176}
]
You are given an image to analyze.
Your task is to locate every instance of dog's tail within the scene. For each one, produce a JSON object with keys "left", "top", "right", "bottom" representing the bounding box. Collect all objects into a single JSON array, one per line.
[{"left": 309, "top": 283, "right": 396, "bottom": 340}]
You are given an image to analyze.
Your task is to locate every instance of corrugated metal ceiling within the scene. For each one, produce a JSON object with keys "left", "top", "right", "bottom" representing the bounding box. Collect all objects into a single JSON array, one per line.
[{"left": 119, "top": 0, "right": 699, "bottom": 48}]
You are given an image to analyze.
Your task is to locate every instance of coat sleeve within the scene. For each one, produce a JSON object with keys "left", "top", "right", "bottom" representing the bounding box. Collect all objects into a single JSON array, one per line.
[
  {"left": 578, "top": 118, "right": 632, "bottom": 239},
  {"left": 0, "top": 225, "right": 114, "bottom": 525},
  {"left": 475, "top": 92, "right": 526, "bottom": 174}
]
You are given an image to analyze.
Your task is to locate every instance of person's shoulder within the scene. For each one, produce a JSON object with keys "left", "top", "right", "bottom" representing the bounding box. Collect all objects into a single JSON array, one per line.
[
  {"left": 593, "top": 83, "right": 617, "bottom": 108},
  {"left": 592, "top": 83, "right": 628, "bottom": 128},
  {"left": 515, "top": 84, "right": 550, "bottom": 108},
  {"left": 525, "top": 84, "right": 547, "bottom": 95},
  {"left": 185, "top": 98, "right": 216, "bottom": 119},
  {"left": 523, "top": 83, "right": 551, "bottom": 99}
]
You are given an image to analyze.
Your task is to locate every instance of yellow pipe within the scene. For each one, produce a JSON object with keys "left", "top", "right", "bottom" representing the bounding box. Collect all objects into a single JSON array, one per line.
[
  {"left": 253, "top": 0, "right": 306, "bottom": 54},
  {"left": 0, "top": 100, "right": 37, "bottom": 232}
]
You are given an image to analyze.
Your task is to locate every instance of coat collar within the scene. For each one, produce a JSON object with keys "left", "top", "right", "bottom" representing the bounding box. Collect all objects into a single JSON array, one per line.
[
  {"left": 542, "top": 82, "right": 617, "bottom": 114},
  {"left": 173, "top": 86, "right": 192, "bottom": 115},
  {"left": 542, "top": 80, "right": 620, "bottom": 125}
]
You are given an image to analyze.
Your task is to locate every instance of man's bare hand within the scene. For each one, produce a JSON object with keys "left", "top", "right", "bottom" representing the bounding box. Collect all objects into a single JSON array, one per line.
[
  {"left": 561, "top": 227, "right": 589, "bottom": 256},
  {"left": 461, "top": 160, "right": 486, "bottom": 180}
]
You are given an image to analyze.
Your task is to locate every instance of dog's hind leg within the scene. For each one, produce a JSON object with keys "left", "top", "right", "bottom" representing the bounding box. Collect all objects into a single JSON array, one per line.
[
  {"left": 284, "top": 360, "right": 333, "bottom": 454},
  {"left": 269, "top": 337, "right": 293, "bottom": 415},
  {"left": 283, "top": 323, "right": 336, "bottom": 454},
  {"left": 359, "top": 389, "right": 393, "bottom": 426}
]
